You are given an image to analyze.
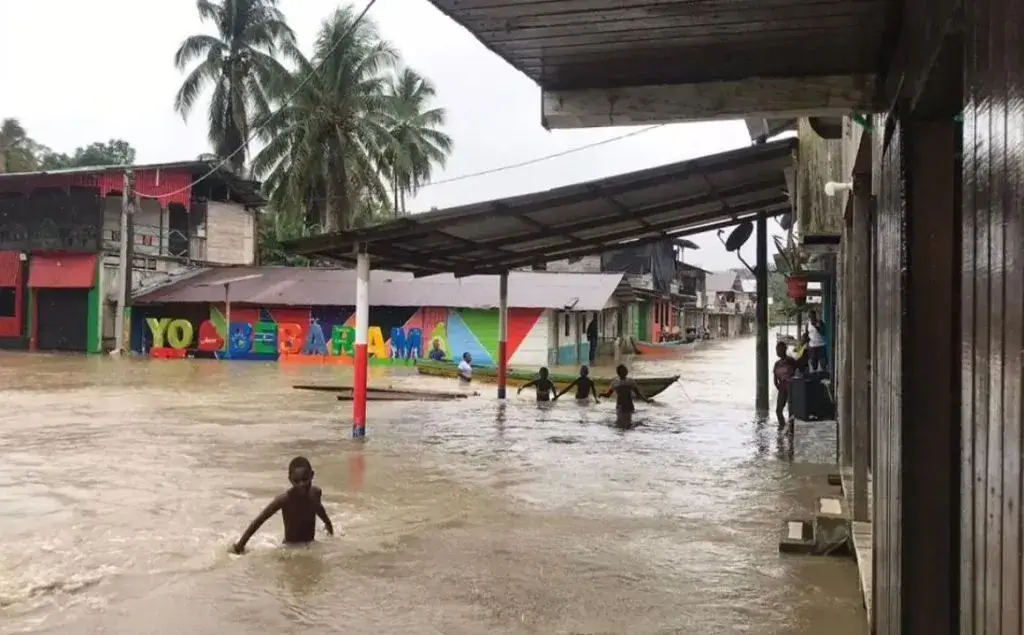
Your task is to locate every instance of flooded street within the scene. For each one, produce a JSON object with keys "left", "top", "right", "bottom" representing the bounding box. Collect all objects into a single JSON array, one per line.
[{"left": 0, "top": 336, "right": 865, "bottom": 634}]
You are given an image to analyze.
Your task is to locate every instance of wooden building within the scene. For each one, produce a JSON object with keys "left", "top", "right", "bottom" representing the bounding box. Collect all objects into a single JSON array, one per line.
[
  {"left": 0, "top": 162, "right": 263, "bottom": 353},
  {"left": 418, "top": 0, "right": 1018, "bottom": 632}
]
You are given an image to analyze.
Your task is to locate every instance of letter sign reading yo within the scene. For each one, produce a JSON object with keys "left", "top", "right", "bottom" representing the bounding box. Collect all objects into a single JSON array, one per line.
[{"left": 166, "top": 319, "right": 194, "bottom": 349}]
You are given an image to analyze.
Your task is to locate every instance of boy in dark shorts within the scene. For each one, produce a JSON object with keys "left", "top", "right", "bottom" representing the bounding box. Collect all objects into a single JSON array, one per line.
[
  {"left": 232, "top": 456, "right": 334, "bottom": 554},
  {"left": 517, "top": 366, "right": 556, "bottom": 402},
  {"left": 553, "top": 365, "right": 599, "bottom": 403},
  {"left": 602, "top": 364, "right": 650, "bottom": 428},
  {"left": 773, "top": 340, "right": 799, "bottom": 431}
]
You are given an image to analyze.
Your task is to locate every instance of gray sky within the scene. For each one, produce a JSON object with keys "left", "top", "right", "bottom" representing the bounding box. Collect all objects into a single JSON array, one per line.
[{"left": 1, "top": 0, "right": 786, "bottom": 270}]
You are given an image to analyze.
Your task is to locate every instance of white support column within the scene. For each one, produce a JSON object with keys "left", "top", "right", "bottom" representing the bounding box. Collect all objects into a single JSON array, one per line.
[{"left": 352, "top": 247, "right": 370, "bottom": 438}]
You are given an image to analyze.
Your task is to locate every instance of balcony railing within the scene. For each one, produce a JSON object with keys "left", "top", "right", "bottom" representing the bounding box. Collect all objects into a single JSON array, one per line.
[{"left": 102, "top": 224, "right": 201, "bottom": 261}]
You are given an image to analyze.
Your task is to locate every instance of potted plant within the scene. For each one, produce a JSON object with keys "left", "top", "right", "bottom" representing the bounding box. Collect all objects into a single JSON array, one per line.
[{"left": 773, "top": 234, "right": 808, "bottom": 305}]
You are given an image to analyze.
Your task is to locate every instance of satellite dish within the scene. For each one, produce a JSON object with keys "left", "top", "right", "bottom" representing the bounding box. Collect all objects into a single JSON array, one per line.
[
  {"left": 777, "top": 212, "right": 794, "bottom": 230},
  {"left": 724, "top": 220, "right": 753, "bottom": 252},
  {"left": 674, "top": 238, "right": 700, "bottom": 250}
]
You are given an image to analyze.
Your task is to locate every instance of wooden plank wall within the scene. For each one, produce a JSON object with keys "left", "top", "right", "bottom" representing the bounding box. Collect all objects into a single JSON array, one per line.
[
  {"left": 961, "top": 0, "right": 1024, "bottom": 629},
  {"left": 872, "top": 113, "right": 906, "bottom": 633}
]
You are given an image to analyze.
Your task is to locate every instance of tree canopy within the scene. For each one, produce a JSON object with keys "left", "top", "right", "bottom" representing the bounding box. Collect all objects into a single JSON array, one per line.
[{"left": 0, "top": 119, "right": 137, "bottom": 173}]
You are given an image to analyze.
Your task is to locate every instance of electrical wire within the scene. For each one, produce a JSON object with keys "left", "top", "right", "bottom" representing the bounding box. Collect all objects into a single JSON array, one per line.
[
  {"left": 417, "top": 124, "right": 666, "bottom": 188},
  {"left": 134, "top": 0, "right": 380, "bottom": 200}
]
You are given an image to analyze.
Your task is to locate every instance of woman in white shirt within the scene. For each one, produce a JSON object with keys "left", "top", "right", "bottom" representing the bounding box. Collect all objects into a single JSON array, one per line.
[
  {"left": 806, "top": 310, "right": 827, "bottom": 372},
  {"left": 457, "top": 352, "right": 473, "bottom": 383}
]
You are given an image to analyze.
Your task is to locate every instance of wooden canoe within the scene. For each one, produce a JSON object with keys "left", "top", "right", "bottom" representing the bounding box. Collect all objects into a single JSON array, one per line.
[
  {"left": 293, "top": 384, "right": 474, "bottom": 400},
  {"left": 414, "top": 360, "right": 679, "bottom": 399},
  {"left": 634, "top": 340, "right": 696, "bottom": 358}
]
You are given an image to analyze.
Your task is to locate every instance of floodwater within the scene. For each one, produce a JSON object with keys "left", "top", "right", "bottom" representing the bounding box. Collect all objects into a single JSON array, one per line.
[{"left": 0, "top": 336, "right": 866, "bottom": 635}]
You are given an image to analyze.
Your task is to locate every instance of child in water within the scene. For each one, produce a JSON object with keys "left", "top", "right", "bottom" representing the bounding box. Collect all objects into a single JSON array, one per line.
[
  {"left": 602, "top": 364, "right": 650, "bottom": 429},
  {"left": 517, "top": 367, "right": 556, "bottom": 402},
  {"left": 553, "top": 365, "right": 599, "bottom": 403},
  {"left": 232, "top": 456, "right": 334, "bottom": 554},
  {"left": 773, "top": 340, "right": 799, "bottom": 431}
]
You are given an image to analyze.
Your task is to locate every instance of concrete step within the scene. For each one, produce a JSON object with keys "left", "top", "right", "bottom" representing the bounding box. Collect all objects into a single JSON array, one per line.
[
  {"left": 813, "top": 496, "right": 851, "bottom": 555},
  {"left": 778, "top": 519, "right": 816, "bottom": 554}
]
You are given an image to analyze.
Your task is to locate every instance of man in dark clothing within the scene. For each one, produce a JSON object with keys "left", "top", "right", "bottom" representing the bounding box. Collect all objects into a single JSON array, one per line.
[{"left": 586, "top": 316, "right": 599, "bottom": 364}]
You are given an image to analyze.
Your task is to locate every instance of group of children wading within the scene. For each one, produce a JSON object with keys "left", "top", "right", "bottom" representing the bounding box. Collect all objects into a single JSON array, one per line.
[{"left": 517, "top": 363, "right": 651, "bottom": 429}]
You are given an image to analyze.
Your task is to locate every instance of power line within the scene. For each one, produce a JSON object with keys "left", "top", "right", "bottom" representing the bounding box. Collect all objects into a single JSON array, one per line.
[
  {"left": 135, "top": 0, "right": 380, "bottom": 200},
  {"left": 419, "top": 124, "right": 666, "bottom": 188}
]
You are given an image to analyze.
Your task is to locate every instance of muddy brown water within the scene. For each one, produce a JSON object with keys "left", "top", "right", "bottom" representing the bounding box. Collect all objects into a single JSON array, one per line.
[{"left": 0, "top": 336, "right": 865, "bottom": 634}]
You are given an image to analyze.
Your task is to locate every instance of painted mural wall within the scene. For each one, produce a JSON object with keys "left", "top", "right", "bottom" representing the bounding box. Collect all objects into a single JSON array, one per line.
[{"left": 130, "top": 304, "right": 550, "bottom": 366}]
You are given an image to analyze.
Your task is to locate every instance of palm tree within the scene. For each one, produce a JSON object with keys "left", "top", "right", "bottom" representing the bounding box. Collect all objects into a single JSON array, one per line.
[
  {"left": 0, "top": 118, "right": 35, "bottom": 173},
  {"left": 252, "top": 7, "right": 399, "bottom": 231},
  {"left": 384, "top": 68, "right": 453, "bottom": 215},
  {"left": 173, "top": 0, "right": 298, "bottom": 173}
]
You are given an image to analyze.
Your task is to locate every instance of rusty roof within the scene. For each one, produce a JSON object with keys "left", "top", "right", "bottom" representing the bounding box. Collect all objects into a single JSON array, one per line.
[
  {"left": 424, "top": 0, "right": 893, "bottom": 91},
  {"left": 284, "top": 138, "right": 795, "bottom": 276},
  {"left": 0, "top": 160, "right": 265, "bottom": 207},
  {"left": 133, "top": 267, "right": 625, "bottom": 312}
]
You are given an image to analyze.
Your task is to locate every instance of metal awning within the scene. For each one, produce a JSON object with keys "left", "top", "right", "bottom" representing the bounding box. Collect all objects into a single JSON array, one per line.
[{"left": 284, "top": 138, "right": 795, "bottom": 276}]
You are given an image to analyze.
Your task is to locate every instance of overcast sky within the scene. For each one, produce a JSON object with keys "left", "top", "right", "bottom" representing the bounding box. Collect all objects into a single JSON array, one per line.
[{"left": 1, "top": 0, "right": 786, "bottom": 271}]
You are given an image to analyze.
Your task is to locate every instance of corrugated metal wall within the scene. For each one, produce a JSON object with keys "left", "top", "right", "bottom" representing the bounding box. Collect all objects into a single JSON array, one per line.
[
  {"left": 961, "top": 0, "right": 1024, "bottom": 629},
  {"left": 872, "top": 114, "right": 906, "bottom": 632}
]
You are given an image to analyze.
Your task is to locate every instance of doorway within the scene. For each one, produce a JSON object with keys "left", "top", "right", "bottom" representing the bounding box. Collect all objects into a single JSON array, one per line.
[{"left": 36, "top": 289, "right": 89, "bottom": 351}]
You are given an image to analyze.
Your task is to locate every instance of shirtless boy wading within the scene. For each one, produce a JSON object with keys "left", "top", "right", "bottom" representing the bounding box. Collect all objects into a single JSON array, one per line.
[{"left": 233, "top": 456, "right": 334, "bottom": 553}]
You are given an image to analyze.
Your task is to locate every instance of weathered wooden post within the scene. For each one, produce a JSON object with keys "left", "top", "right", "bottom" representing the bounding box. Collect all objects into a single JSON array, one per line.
[
  {"left": 850, "top": 175, "right": 870, "bottom": 521},
  {"left": 755, "top": 213, "right": 769, "bottom": 411}
]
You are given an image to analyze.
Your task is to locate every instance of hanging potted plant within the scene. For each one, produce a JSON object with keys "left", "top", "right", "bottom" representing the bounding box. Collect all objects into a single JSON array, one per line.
[{"left": 773, "top": 235, "right": 808, "bottom": 305}]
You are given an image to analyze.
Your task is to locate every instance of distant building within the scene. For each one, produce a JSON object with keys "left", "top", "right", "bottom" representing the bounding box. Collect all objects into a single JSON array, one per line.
[
  {"left": 130, "top": 268, "right": 625, "bottom": 367},
  {"left": 538, "top": 239, "right": 709, "bottom": 345},
  {"left": 0, "top": 161, "right": 264, "bottom": 353},
  {"left": 704, "top": 271, "right": 755, "bottom": 338}
]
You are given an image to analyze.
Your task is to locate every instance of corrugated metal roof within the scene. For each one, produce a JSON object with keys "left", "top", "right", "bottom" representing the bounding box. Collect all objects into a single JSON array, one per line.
[
  {"left": 133, "top": 267, "right": 625, "bottom": 312},
  {"left": 0, "top": 160, "right": 266, "bottom": 208},
  {"left": 285, "top": 139, "right": 795, "bottom": 276},
  {"left": 424, "top": 0, "right": 893, "bottom": 91},
  {"left": 705, "top": 272, "right": 739, "bottom": 292}
]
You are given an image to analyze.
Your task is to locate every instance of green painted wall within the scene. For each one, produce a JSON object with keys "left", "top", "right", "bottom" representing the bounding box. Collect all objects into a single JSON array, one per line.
[
  {"left": 86, "top": 257, "right": 101, "bottom": 353},
  {"left": 638, "top": 302, "right": 651, "bottom": 341},
  {"left": 457, "top": 308, "right": 499, "bottom": 359},
  {"left": 626, "top": 303, "right": 640, "bottom": 340}
]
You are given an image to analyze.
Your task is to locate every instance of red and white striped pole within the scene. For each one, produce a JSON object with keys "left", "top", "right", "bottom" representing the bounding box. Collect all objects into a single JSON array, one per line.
[
  {"left": 352, "top": 246, "right": 370, "bottom": 438},
  {"left": 497, "top": 271, "right": 508, "bottom": 399}
]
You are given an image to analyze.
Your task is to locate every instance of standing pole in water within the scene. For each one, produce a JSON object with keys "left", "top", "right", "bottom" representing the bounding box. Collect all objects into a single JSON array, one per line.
[
  {"left": 353, "top": 246, "right": 370, "bottom": 438},
  {"left": 497, "top": 270, "right": 509, "bottom": 399},
  {"left": 755, "top": 212, "right": 770, "bottom": 411},
  {"left": 113, "top": 169, "right": 134, "bottom": 354}
]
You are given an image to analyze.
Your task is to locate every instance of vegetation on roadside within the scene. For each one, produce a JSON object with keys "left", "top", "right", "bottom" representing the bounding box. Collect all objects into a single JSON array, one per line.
[
  {"left": 0, "top": 119, "right": 136, "bottom": 173},
  {"left": 175, "top": 0, "right": 452, "bottom": 238},
  {"left": 5, "top": 1, "right": 455, "bottom": 265}
]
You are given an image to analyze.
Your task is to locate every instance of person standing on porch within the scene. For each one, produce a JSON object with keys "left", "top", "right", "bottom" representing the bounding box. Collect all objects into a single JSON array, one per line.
[
  {"left": 586, "top": 316, "right": 598, "bottom": 364},
  {"left": 806, "top": 310, "right": 827, "bottom": 372}
]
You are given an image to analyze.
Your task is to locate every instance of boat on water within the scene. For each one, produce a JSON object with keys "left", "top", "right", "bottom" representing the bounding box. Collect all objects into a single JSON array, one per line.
[
  {"left": 633, "top": 339, "right": 697, "bottom": 358},
  {"left": 414, "top": 360, "right": 679, "bottom": 398}
]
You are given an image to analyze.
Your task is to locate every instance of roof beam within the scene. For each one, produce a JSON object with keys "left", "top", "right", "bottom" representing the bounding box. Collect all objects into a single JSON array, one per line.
[
  {"left": 541, "top": 74, "right": 877, "bottom": 129},
  {"left": 458, "top": 197, "right": 789, "bottom": 275},
  {"left": 420, "top": 176, "right": 786, "bottom": 261}
]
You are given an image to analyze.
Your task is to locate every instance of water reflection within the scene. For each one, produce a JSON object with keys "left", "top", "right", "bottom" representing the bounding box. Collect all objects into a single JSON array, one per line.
[{"left": 0, "top": 338, "right": 864, "bottom": 634}]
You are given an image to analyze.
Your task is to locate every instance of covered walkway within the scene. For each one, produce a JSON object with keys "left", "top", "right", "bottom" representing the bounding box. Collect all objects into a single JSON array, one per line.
[
  {"left": 416, "top": 1, "right": 1006, "bottom": 634},
  {"left": 285, "top": 140, "right": 795, "bottom": 436}
]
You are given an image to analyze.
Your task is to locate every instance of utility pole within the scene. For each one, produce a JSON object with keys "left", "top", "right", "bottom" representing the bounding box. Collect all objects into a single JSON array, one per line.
[
  {"left": 755, "top": 212, "right": 770, "bottom": 411},
  {"left": 113, "top": 169, "right": 135, "bottom": 354}
]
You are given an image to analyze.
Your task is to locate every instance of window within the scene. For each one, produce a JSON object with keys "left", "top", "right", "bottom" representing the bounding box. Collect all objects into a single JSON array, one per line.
[
  {"left": 0, "top": 288, "right": 16, "bottom": 318},
  {"left": 564, "top": 312, "right": 570, "bottom": 336}
]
